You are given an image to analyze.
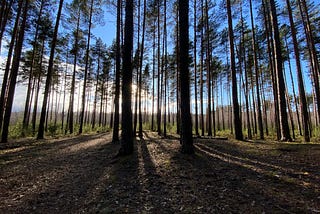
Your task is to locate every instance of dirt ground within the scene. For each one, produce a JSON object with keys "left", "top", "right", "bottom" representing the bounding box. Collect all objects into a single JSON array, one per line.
[{"left": 0, "top": 132, "right": 319, "bottom": 213}]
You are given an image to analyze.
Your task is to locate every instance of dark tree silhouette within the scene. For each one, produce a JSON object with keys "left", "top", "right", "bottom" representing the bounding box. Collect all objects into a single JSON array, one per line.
[
  {"left": 226, "top": 0, "right": 243, "bottom": 140},
  {"left": 118, "top": 0, "right": 134, "bottom": 155},
  {"left": 37, "top": 0, "right": 64, "bottom": 139},
  {"left": 179, "top": 0, "right": 194, "bottom": 154}
]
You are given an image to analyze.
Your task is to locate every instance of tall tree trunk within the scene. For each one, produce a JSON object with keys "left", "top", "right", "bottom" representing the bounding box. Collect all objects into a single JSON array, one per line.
[
  {"left": 283, "top": 64, "right": 295, "bottom": 139},
  {"left": 262, "top": 0, "right": 280, "bottom": 140},
  {"left": 61, "top": 60, "right": 68, "bottom": 130},
  {"left": 151, "top": 18, "right": 156, "bottom": 131},
  {"left": 205, "top": 0, "right": 212, "bottom": 136},
  {"left": 298, "top": 0, "right": 320, "bottom": 129},
  {"left": 284, "top": 35, "right": 302, "bottom": 136},
  {"left": 118, "top": 0, "right": 134, "bottom": 156},
  {"left": 22, "top": 0, "right": 45, "bottom": 134},
  {"left": 0, "top": 0, "right": 23, "bottom": 132},
  {"left": 176, "top": 8, "right": 180, "bottom": 135},
  {"left": 226, "top": 0, "right": 243, "bottom": 140},
  {"left": 193, "top": 0, "right": 199, "bottom": 136},
  {"left": 67, "top": 8, "right": 81, "bottom": 135},
  {"left": 179, "top": 0, "right": 194, "bottom": 154},
  {"left": 112, "top": 0, "right": 122, "bottom": 142},
  {"left": 163, "top": 0, "right": 167, "bottom": 137},
  {"left": 37, "top": 0, "right": 64, "bottom": 139},
  {"left": 285, "top": 0, "right": 310, "bottom": 141},
  {"left": 270, "top": 0, "right": 292, "bottom": 141},
  {"left": 1, "top": 0, "right": 28, "bottom": 143},
  {"left": 200, "top": 8, "right": 204, "bottom": 136},
  {"left": 249, "top": 0, "right": 263, "bottom": 139},
  {"left": 133, "top": 0, "right": 141, "bottom": 137},
  {"left": 157, "top": 0, "right": 162, "bottom": 135},
  {"left": 32, "top": 75, "right": 41, "bottom": 134},
  {"left": 79, "top": 0, "right": 94, "bottom": 134}
]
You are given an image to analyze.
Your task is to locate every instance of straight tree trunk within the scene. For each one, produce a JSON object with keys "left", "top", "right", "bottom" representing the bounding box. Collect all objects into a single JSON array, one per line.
[
  {"left": 179, "top": 0, "right": 194, "bottom": 154},
  {"left": 0, "top": 0, "right": 23, "bottom": 132},
  {"left": 151, "top": 19, "right": 156, "bottom": 131},
  {"left": 285, "top": 0, "right": 310, "bottom": 141},
  {"left": 118, "top": 0, "right": 134, "bottom": 156},
  {"left": 249, "top": 0, "right": 264, "bottom": 139},
  {"left": 67, "top": 7, "right": 81, "bottom": 135},
  {"left": 262, "top": 0, "right": 280, "bottom": 139},
  {"left": 22, "top": 0, "right": 45, "bottom": 134},
  {"left": 0, "top": 0, "right": 13, "bottom": 54},
  {"left": 157, "top": 0, "right": 162, "bottom": 135},
  {"left": 79, "top": 0, "right": 94, "bottom": 134},
  {"left": 163, "top": 0, "right": 167, "bottom": 137},
  {"left": 226, "top": 0, "right": 243, "bottom": 140},
  {"left": 200, "top": 8, "right": 204, "bottom": 136},
  {"left": 1, "top": 0, "right": 29, "bottom": 143},
  {"left": 284, "top": 35, "right": 302, "bottom": 136},
  {"left": 205, "top": 0, "right": 212, "bottom": 136},
  {"left": 112, "top": 0, "right": 122, "bottom": 142},
  {"left": 193, "top": 0, "right": 199, "bottom": 136},
  {"left": 37, "top": 0, "right": 64, "bottom": 139},
  {"left": 270, "top": 0, "right": 292, "bottom": 141}
]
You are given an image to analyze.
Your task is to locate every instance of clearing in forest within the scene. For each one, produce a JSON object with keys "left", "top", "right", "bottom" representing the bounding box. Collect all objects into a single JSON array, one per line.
[{"left": 0, "top": 132, "right": 319, "bottom": 213}]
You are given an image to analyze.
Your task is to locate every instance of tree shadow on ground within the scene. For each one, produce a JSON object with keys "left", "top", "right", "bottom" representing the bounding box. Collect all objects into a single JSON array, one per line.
[
  {"left": 0, "top": 133, "right": 118, "bottom": 213},
  {"left": 1, "top": 132, "right": 319, "bottom": 213}
]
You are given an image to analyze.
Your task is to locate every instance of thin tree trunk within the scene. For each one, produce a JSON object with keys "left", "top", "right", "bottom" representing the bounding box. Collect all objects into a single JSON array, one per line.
[
  {"left": 138, "top": 0, "right": 146, "bottom": 138},
  {"left": 270, "top": 0, "right": 292, "bottom": 141},
  {"left": 0, "top": 0, "right": 13, "bottom": 54},
  {"left": 112, "top": 0, "right": 121, "bottom": 142},
  {"left": 37, "top": 0, "right": 64, "bottom": 139},
  {"left": 249, "top": 0, "right": 264, "bottom": 139},
  {"left": 79, "top": 0, "right": 94, "bottom": 134},
  {"left": 193, "top": 0, "right": 199, "bottom": 136},
  {"left": 205, "top": 0, "right": 212, "bottom": 136},
  {"left": 227, "top": 0, "right": 243, "bottom": 140},
  {"left": 1, "top": 0, "right": 29, "bottom": 143},
  {"left": 0, "top": 0, "right": 23, "bottom": 132},
  {"left": 284, "top": 35, "right": 302, "bottom": 136}
]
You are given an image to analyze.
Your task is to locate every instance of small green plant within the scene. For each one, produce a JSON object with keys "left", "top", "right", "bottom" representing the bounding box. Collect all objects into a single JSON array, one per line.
[
  {"left": 8, "top": 121, "right": 24, "bottom": 139},
  {"left": 47, "top": 124, "right": 58, "bottom": 136}
]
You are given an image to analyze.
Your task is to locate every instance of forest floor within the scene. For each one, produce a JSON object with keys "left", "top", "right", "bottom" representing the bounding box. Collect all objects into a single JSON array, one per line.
[{"left": 0, "top": 131, "right": 320, "bottom": 213}]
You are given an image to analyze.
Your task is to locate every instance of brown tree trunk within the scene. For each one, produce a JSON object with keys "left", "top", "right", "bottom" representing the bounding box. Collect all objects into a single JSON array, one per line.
[
  {"left": 37, "top": 0, "right": 64, "bottom": 139},
  {"left": 226, "top": 0, "right": 243, "bottom": 140},
  {"left": 249, "top": 0, "right": 264, "bottom": 139},
  {"left": 118, "top": 0, "right": 134, "bottom": 156},
  {"left": 1, "top": 0, "right": 29, "bottom": 143},
  {"left": 179, "top": 0, "right": 194, "bottom": 154},
  {"left": 270, "top": 0, "right": 292, "bottom": 141},
  {"left": 112, "top": 0, "right": 122, "bottom": 142}
]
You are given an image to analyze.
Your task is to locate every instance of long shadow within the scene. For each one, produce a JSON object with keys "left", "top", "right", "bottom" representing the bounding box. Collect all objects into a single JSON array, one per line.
[
  {"left": 0, "top": 133, "right": 119, "bottom": 213},
  {"left": 0, "top": 133, "right": 108, "bottom": 168},
  {"left": 183, "top": 142, "right": 320, "bottom": 213},
  {"left": 95, "top": 136, "right": 173, "bottom": 213},
  {"left": 195, "top": 139, "right": 320, "bottom": 184}
]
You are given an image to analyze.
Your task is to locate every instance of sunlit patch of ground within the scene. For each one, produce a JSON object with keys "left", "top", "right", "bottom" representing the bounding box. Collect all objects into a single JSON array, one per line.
[{"left": 0, "top": 132, "right": 319, "bottom": 213}]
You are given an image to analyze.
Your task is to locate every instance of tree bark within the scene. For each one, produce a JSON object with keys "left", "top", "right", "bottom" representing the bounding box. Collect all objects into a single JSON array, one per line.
[
  {"left": 37, "top": 0, "right": 64, "bottom": 139},
  {"left": 226, "top": 0, "right": 243, "bottom": 140},
  {"left": 269, "top": 0, "right": 292, "bottom": 141},
  {"left": 1, "top": 0, "right": 29, "bottom": 143},
  {"left": 112, "top": 0, "right": 122, "bottom": 142},
  {"left": 179, "top": 0, "right": 194, "bottom": 154},
  {"left": 118, "top": 0, "right": 134, "bottom": 156}
]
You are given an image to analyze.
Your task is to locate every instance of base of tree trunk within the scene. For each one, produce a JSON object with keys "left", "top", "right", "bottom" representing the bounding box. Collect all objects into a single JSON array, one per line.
[
  {"left": 116, "top": 146, "right": 133, "bottom": 157},
  {"left": 280, "top": 137, "right": 293, "bottom": 142},
  {"left": 180, "top": 144, "right": 195, "bottom": 154}
]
